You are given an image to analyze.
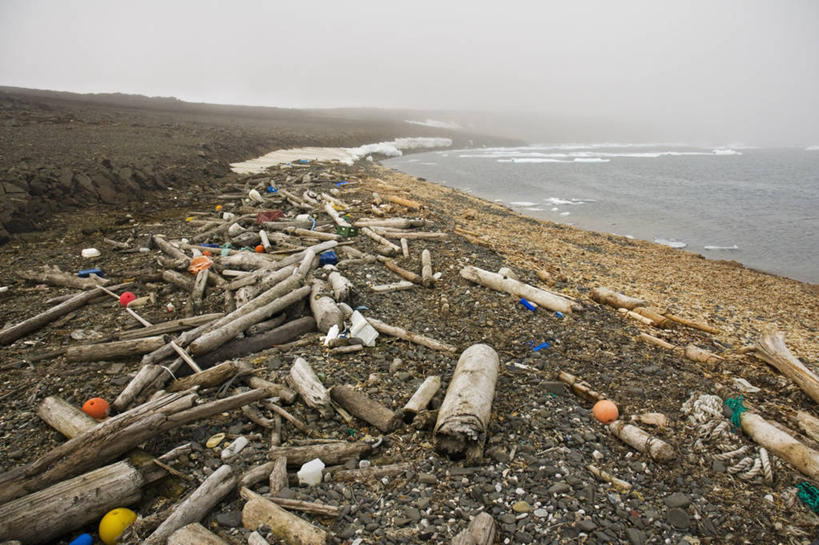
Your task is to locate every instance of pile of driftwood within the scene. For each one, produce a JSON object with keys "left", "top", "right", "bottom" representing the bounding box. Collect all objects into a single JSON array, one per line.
[{"left": 0, "top": 167, "right": 541, "bottom": 544}]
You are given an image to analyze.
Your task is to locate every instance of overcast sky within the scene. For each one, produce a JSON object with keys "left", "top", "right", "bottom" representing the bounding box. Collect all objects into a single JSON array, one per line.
[{"left": 1, "top": 1, "right": 817, "bottom": 144}]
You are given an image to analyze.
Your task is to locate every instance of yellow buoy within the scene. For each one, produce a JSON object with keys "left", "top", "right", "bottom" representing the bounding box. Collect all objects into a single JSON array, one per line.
[{"left": 99, "top": 507, "right": 137, "bottom": 545}]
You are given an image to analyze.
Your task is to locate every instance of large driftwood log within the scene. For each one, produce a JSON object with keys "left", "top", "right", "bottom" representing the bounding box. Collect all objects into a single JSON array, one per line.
[
  {"left": 37, "top": 396, "right": 97, "bottom": 438},
  {"left": 246, "top": 313, "right": 287, "bottom": 336},
  {"left": 189, "top": 284, "right": 310, "bottom": 355},
  {"left": 0, "top": 460, "right": 159, "bottom": 545},
  {"left": 289, "top": 357, "right": 331, "bottom": 415},
  {"left": 197, "top": 316, "right": 316, "bottom": 368},
  {"left": 608, "top": 421, "right": 675, "bottom": 461},
  {"left": 461, "top": 265, "right": 579, "bottom": 313},
  {"left": 589, "top": 287, "right": 647, "bottom": 310},
  {"left": 20, "top": 266, "right": 110, "bottom": 289},
  {"left": 366, "top": 317, "right": 457, "bottom": 352},
  {"left": 754, "top": 329, "right": 819, "bottom": 404},
  {"left": 144, "top": 464, "right": 237, "bottom": 545},
  {"left": 269, "top": 456, "right": 288, "bottom": 494},
  {"left": 241, "top": 488, "right": 327, "bottom": 545},
  {"left": 330, "top": 385, "right": 401, "bottom": 433},
  {"left": 153, "top": 235, "right": 189, "bottom": 262},
  {"left": 167, "top": 523, "right": 230, "bottom": 545},
  {"left": 403, "top": 375, "right": 441, "bottom": 421},
  {"left": 269, "top": 441, "right": 373, "bottom": 467},
  {"left": 119, "top": 313, "right": 223, "bottom": 340},
  {"left": 0, "top": 285, "right": 124, "bottom": 345},
  {"left": 353, "top": 217, "right": 425, "bottom": 229},
  {"left": 309, "top": 279, "right": 344, "bottom": 333},
  {"left": 435, "top": 344, "right": 499, "bottom": 461},
  {"left": 247, "top": 376, "right": 298, "bottom": 404},
  {"left": 163, "top": 269, "right": 195, "bottom": 291},
  {"left": 797, "top": 411, "right": 819, "bottom": 443},
  {"left": 663, "top": 312, "right": 721, "bottom": 334},
  {"left": 327, "top": 271, "right": 353, "bottom": 302},
  {"left": 169, "top": 360, "right": 253, "bottom": 392},
  {"left": 421, "top": 249, "right": 434, "bottom": 287},
  {"left": 66, "top": 335, "right": 168, "bottom": 361},
  {"left": 451, "top": 512, "right": 496, "bottom": 545},
  {"left": 740, "top": 411, "right": 819, "bottom": 480}
]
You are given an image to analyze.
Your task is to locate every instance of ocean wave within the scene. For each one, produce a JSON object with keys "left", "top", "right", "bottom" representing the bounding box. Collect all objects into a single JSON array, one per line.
[
  {"left": 405, "top": 119, "right": 462, "bottom": 129},
  {"left": 704, "top": 245, "right": 739, "bottom": 250},
  {"left": 346, "top": 137, "right": 452, "bottom": 163},
  {"left": 510, "top": 201, "right": 538, "bottom": 206},
  {"left": 712, "top": 149, "right": 742, "bottom": 156},
  {"left": 655, "top": 238, "right": 687, "bottom": 249},
  {"left": 524, "top": 207, "right": 545, "bottom": 211},
  {"left": 496, "top": 158, "right": 571, "bottom": 163},
  {"left": 463, "top": 148, "right": 740, "bottom": 161},
  {"left": 574, "top": 157, "right": 610, "bottom": 163},
  {"left": 544, "top": 197, "right": 593, "bottom": 205}
]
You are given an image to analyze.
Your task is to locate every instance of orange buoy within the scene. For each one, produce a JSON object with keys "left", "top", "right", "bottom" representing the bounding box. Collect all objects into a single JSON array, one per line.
[
  {"left": 82, "top": 397, "right": 111, "bottom": 419},
  {"left": 255, "top": 245, "right": 265, "bottom": 253},
  {"left": 592, "top": 399, "right": 619, "bottom": 424}
]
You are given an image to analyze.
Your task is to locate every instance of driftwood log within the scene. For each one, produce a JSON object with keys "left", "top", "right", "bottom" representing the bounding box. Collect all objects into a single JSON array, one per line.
[
  {"left": 20, "top": 266, "right": 109, "bottom": 289},
  {"left": 381, "top": 257, "right": 423, "bottom": 284},
  {"left": 366, "top": 317, "right": 457, "bottom": 352},
  {"left": 167, "top": 523, "right": 230, "bottom": 545},
  {"left": 289, "top": 357, "right": 332, "bottom": 415},
  {"left": 309, "top": 279, "right": 344, "bottom": 333},
  {"left": 461, "top": 265, "right": 579, "bottom": 313},
  {"left": 403, "top": 375, "right": 441, "bottom": 421},
  {"left": 119, "top": 313, "right": 223, "bottom": 340},
  {"left": 168, "top": 360, "right": 253, "bottom": 392},
  {"left": 435, "top": 344, "right": 499, "bottom": 461},
  {"left": 608, "top": 421, "right": 675, "bottom": 462},
  {"left": 451, "top": 512, "right": 497, "bottom": 545},
  {"left": 327, "top": 271, "right": 353, "bottom": 302},
  {"left": 246, "top": 313, "right": 288, "bottom": 336},
  {"left": 754, "top": 329, "right": 819, "bottom": 404},
  {"left": 269, "top": 456, "right": 288, "bottom": 494},
  {"left": 330, "top": 385, "right": 402, "bottom": 433},
  {"left": 739, "top": 411, "right": 819, "bottom": 480},
  {"left": 241, "top": 487, "right": 327, "bottom": 545},
  {"left": 421, "top": 249, "right": 433, "bottom": 287},
  {"left": 330, "top": 462, "right": 410, "bottom": 482},
  {"left": 247, "top": 376, "right": 298, "bottom": 404},
  {"left": 37, "top": 396, "right": 96, "bottom": 438},
  {"left": 589, "top": 287, "right": 646, "bottom": 310},
  {"left": 269, "top": 441, "right": 373, "bottom": 467},
  {"left": 66, "top": 335, "right": 168, "bottom": 362},
  {"left": 144, "top": 464, "right": 237, "bottom": 545},
  {"left": 370, "top": 280, "right": 415, "bottom": 293}
]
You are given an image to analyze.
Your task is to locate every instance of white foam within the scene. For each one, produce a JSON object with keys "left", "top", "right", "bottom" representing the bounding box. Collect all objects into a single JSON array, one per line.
[
  {"left": 510, "top": 201, "right": 538, "bottom": 207},
  {"left": 712, "top": 149, "right": 742, "bottom": 156},
  {"left": 704, "top": 245, "right": 739, "bottom": 250},
  {"left": 574, "top": 157, "right": 610, "bottom": 163},
  {"left": 559, "top": 211, "right": 571, "bottom": 216},
  {"left": 524, "top": 207, "right": 545, "bottom": 211},
  {"left": 550, "top": 207, "right": 559, "bottom": 211},
  {"left": 405, "top": 119, "right": 462, "bottom": 129},
  {"left": 806, "top": 145, "right": 819, "bottom": 151},
  {"left": 655, "top": 238, "right": 687, "bottom": 249},
  {"left": 497, "top": 158, "right": 571, "bottom": 163}
]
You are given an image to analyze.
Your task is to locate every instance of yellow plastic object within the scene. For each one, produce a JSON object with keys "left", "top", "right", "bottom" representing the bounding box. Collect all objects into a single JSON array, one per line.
[
  {"left": 99, "top": 507, "right": 137, "bottom": 545},
  {"left": 206, "top": 432, "right": 226, "bottom": 448}
]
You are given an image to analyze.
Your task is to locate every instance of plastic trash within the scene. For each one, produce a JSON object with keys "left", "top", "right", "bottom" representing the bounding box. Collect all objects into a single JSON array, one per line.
[
  {"left": 78, "top": 267, "right": 105, "bottom": 278},
  {"left": 81, "top": 248, "right": 101, "bottom": 259},
  {"left": 324, "top": 324, "right": 340, "bottom": 346},
  {"left": 267, "top": 186, "right": 278, "bottom": 193},
  {"left": 188, "top": 255, "right": 213, "bottom": 274},
  {"left": 257, "top": 210, "right": 285, "bottom": 224},
  {"left": 336, "top": 225, "right": 359, "bottom": 238},
  {"left": 227, "top": 223, "right": 244, "bottom": 236},
  {"left": 222, "top": 212, "right": 235, "bottom": 221},
  {"left": 319, "top": 250, "right": 338, "bottom": 266},
  {"left": 68, "top": 534, "right": 93, "bottom": 545},
  {"left": 519, "top": 298, "right": 536, "bottom": 311},
  {"left": 297, "top": 458, "right": 325, "bottom": 486},
  {"left": 532, "top": 342, "right": 550, "bottom": 352},
  {"left": 350, "top": 311, "right": 379, "bottom": 347},
  {"left": 555, "top": 311, "right": 564, "bottom": 318},
  {"left": 248, "top": 189, "right": 264, "bottom": 202},
  {"left": 99, "top": 508, "right": 137, "bottom": 545},
  {"left": 82, "top": 397, "right": 110, "bottom": 419},
  {"left": 119, "top": 291, "right": 136, "bottom": 306}
]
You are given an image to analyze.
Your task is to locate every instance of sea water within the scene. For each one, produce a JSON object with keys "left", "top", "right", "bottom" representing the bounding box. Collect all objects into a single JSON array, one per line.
[{"left": 384, "top": 145, "right": 819, "bottom": 283}]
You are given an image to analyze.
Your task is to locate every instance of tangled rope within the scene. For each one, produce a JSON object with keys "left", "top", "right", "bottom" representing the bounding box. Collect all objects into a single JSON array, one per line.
[{"left": 681, "top": 393, "right": 773, "bottom": 483}]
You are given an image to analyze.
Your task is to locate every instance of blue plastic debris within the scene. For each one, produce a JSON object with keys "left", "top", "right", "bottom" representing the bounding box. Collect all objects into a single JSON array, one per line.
[
  {"left": 532, "top": 342, "right": 550, "bottom": 352},
  {"left": 555, "top": 311, "right": 564, "bottom": 318},
  {"left": 296, "top": 159, "right": 309, "bottom": 164},
  {"left": 336, "top": 180, "right": 349, "bottom": 186},
  {"left": 200, "top": 243, "right": 220, "bottom": 248},
  {"left": 267, "top": 186, "right": 278, "bottom": 193},
  {"left": 68, "top": 534, "right": 93, "bottom": 545},
  {"left": 78, "top": 268, "right": 104, "bottom": 278},
  {"left": 519, "top": 298, "right": 536, "bottom": 311},
  {"left": 319, "top": 250, "right": 338, "bottom": 266}
]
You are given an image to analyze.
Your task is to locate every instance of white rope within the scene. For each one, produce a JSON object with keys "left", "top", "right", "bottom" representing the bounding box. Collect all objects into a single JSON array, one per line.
[{"left": 681, "top": 393, "right": 775, "bottom": 484}]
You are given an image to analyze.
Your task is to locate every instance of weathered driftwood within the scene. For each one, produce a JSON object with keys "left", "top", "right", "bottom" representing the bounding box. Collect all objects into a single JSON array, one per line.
[
  {"left": 354, "top": 217, "right": 425, "bottom": 229},
  {"left": 241, "top": 488, "right": 327, "bottom": 545},
  {"left": 198, "top": 317, "right": 316, "bottom": 368},
  {"left": 239, "top": 461, "right": 276, "bottom": 489},
  {"left": 20, "top": 266, "right": 109, "bottom": 289},
  {"left": 191, "top": 269, "right": 209, "bottom": 309},
  {"left": 309, "top": 279, "right": 344, "bottom": 333},
  {"left": 119, "top": 313, "right": 223, "bottom": 340},
  {"left": 461, "top": 265, "right": 579, "bottom": 313},
  {"left": 739, "top": 411, "right": 819, "bottom": 480},
  {"left": 0, "top": 460, "right": 161, "bottom": 545},
  {"left": 144, "top": 464, "right": 237, "bottom": 545},
  {"left": 754, "top": 330, "right": 819, "bottom": 404},
  {"left": 435, "top": 344, "right": 499, "bottom": 460},
  {"left": 330, "top": 385, "right": 401, "bottom": 433},
  {"left": 558, "top": 371, "right": 606, "bottom": 402},
  {"left": 269, "top": 441, "right": 373, "bottom": 467},
  {"left": 798, "top": 411, "right": 819, "bottom": 443},
  {"left": 324, "top": 201, "right": 351, "bottom": 228},
  {"left": 386, "top": 195, "right": 421, "bottom": 209},
  {"left": 167, "top": 523, "right": 230, "bottom": 545},
  {"left": 617, "top": 307, "right": 654, "bottom": 326},
  {"left": 290, "top": 227, "right": 340, "bottom": 241},
  {"left": 261, "top": 400, "right": 314, "bottom": 436},
  {"left": 189, "top": 284, "right": 310, "bottom": 355},
  {"left": 587, "top": 464, "right": 631, "bottom": 491},
  {"left": 66, "top": 335, "right": 168, "bottom": 362},
  {"left": 608, "top": 421, "right": 675, "bottom": 462},
  {"left": 168, "top": 360, "right": 253, "bottom": 392},
  {"left": 362, "top": 227, "right": 401, "bottom": 253},
  {"left": 247, "top": 376, "right": 298, "bottom": 404},
  {"left": 246, "top": 313, "right": 287, "bottom": 336},
  {"left": 400, "top": 237, "right": 409, "bottom": 257},
  {"left": 632, "top": 306, "right": 670, "bottom": 327},
  {"left": 381, "top": 257, "right": 423, "bottom": 284},
  {"left": 163, "top": 269, "right": 195, "bottom": 291},
  {"left": 330, "top": 462, "right": 410, "bottom": 482},
  {"left": 249, "top": 531, "right": 272, "bottom": 545},
  {"left": 366, "top": 317, "right": 457, "bottom": 353},
  {"left": 269, "top": 456, "right": 288, "bottom": 494},
  {"left": 0, "top": 284, "right": 123, "bottom": 345},
  {"left": 421, "top": 249, "right": 433, "bottom": 287},
  {"left": 37, "top": 396, "right": 97, "bottom": 438},
  {"left": 403, "top": 375, "right": 441, "bottom": 421},
  {"left": 590, "top": 287, "right": 647, "bottom": 310},
  {"left": 638, "top": 332, "right": 676, "bottom": 350},
  {"left": 289, "top": 357, "right": 332, "bottom": 414},
  {"left": 327, "top": 271, "right": 353, "bottom": 302},
  {"left": 663, "top": 312, "right": 721, "bottom": 334},
  {"left": 451, "top": 512, "right": 496, "bottom": 545},
  {"left": 140, "top": 320, "right": 214, "bottom": 366},
  {"left": 220, "top": 252, "right": 277, "bottom": 270},
  {"left": 683, "top": 344, "right": 723, "bottom": 364},
  {"left": 370, "top": 280, "right": 415, "bottom": 293},
  {"left": 379, "top": 230, "right": 448, "bottom": 240},
  {"left": 153, "top": 234, "right": 189, "bottom": 262}
]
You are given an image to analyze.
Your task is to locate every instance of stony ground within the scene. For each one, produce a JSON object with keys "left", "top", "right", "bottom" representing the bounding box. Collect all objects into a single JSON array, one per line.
[{"left": 1, "top": 157, "right": 817, "bottom": 545}]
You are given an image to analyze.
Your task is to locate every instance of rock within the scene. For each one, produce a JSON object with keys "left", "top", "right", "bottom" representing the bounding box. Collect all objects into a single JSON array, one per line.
[
  {"left": 512, "top": 501, "right": 531, "bottom": 513},
  {"left": 215, "top": 511, "right": 242, "bottom": 527},
  {"left": 664, "top": 492, "right": 691, "bottom": 508},
  {"left": 667, "top": 508, "right": 690, "bottom": 530},
  {"left": 548, "top": 482, "right": 570, "bottom": 495},
  {"left": 576, "top": 519, "right": 597, "bottom": 532},
  {"left": 541, "top": 381, "right": 568, "bottom": 396},
  {"left": 626, "top": 527, "right": 646, "bottom": 545}
]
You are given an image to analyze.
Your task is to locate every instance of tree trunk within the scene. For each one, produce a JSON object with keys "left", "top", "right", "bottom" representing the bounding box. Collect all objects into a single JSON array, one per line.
[
  {"left": 435, "top": 344, "right": 499, "bottom": 461},
  {"left": 66, "top": 335, "right": 168, "bottom": 362},
  {"left": 144, "top": 465, "right": 237, "bottom": 545},
  {"left": 330, "top": 385, "right": 401, "bottom": 433},
  {"left": 309, "top": 279, "right": 344, "bottom": 333},
  {"left": 461, "top": 265, "right": 579, "bottom": 313},
  {"left": 241, "top": 488, "right": 327, "bottom": 545},
  {"left": 754, "top": 329, "right": 819, "bottom": 404}
]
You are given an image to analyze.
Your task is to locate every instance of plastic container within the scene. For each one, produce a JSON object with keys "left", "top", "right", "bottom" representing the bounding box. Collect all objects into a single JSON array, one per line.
[
  {"left": 248, "top": 189, "right": 264, "bottom": 202},
  {"left": 319, "top": 250, "right": 338, "bottom": 266},
  {"left": 78, "top": 268, "right": 105, "bottom": 278},
  {"left": 297, "top": 458, "right": 325, "bottom": 486},
  {"left": 350, "top": 311, "right": 379, "bottom": 347},
  {"left": 81, "top": 248, "right": 101, "bottom": 259}
]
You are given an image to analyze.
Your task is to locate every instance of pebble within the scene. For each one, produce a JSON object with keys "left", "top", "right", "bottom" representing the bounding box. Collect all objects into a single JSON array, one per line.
[
  {"left": 548, "top": 482, "right": 570, "bottom": 494},
  {"left": 667, "top": 508, "right": 690, "bottom": 530},
  {"left": 215, "top": 511, "right": 242, "bottom": 527},
  {"left": 664, "top": 492, "right": 691, "bottom": 508},
  {"left": 626, "top": 527, "right": 647, "bottom": 545},
  {"left": 512, "top": 501, "right": 532, "bottom": 513},
  {"left": 576, "top": 519, "right": 597, "bottom": 532}
]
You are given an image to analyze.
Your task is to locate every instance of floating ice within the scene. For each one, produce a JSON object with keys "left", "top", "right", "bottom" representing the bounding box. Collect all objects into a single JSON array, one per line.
[
  {"left": 704, "top": 245, "right": 739, "bottom": 251},
  {"left": 654, "top": 238, "right": 687, "bottom": 249},
  {"left": 510, "top": 201, "right": 538, "bottom": 206}
]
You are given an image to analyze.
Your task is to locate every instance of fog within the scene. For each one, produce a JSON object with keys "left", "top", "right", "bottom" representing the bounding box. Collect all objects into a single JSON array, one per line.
[{"left": 1, "top": 0, "right": 817, "bottom": 145}]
